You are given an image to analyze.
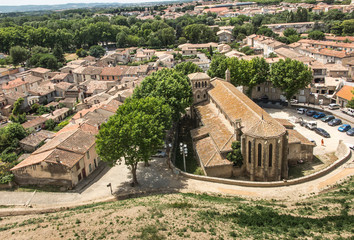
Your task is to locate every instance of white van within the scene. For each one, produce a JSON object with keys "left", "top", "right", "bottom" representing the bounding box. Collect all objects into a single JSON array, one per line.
[
  {"left": 306, "top": 121, "right": 317, "bottom": 130},
  {"left": 347, "top": 108, "right": 354, "bottom": 116},
  {"left": 329, "top": 103, "right": 340, "bottom": 110}
]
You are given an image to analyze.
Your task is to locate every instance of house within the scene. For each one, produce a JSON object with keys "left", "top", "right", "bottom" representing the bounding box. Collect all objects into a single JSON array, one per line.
[
  {"left": 335, "top": 85, "right": 354, "bottom": 107},
  {"left": 50, "top": 73, "right": 71, "bottom": 83},
  {"left": 44, "top": 107, "right": 70, "bottom": 123},
  {"left": 11, "top": 128, "right": 100, "bottom": 188},
  {"left": 21, "top": 117, "right": 47, "bottom": 131},
  {"left": 189, "top": 71, "right": 314, "bottom": 181},
  {"left": 99, "top": 66, "right": 128, "bottom": 82},
  {"left": 54, "top": 82, "right": 73, "bottom": 98},
  {"left": 135, "top": 49, "right": 156, "bottom": 62},
  {"left": 31, "top": 67, "right": 51, "bottom": 80},
  {"left": 217, "top": 29, "right": 234, "bottom": 43},
  {"left": 73, "top": 66, "right": 103, "bottom": 83},
  {"left": 19, "top": 130, "right": 55, "bottom": 152}
]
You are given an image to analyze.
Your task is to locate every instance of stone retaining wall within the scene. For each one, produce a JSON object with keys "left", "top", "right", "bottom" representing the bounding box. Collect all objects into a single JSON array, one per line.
[{"left": 172, "top": 141, "right": 352, "bottom": 188}]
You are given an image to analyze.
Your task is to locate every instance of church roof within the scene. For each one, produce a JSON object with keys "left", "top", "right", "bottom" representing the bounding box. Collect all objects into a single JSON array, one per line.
[
  {"left": 188, "top": 72, "right": 210, "bottom": 81},
  {"left": 208, "top": 80, "right": 286, "bottom": 139}
]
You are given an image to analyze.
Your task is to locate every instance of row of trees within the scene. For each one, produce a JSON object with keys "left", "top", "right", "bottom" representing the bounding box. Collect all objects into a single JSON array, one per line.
[
  {"left": 208, "top": 55, "right": 313, "bottom": 102},
  {"left": 96, "top": 66, "right": 194, "bottom": 185}
]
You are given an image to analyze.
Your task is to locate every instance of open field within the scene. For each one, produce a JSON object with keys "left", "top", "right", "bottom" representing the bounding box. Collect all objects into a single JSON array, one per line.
[{"left": 0, "top": 177, "right": 353, "bottom": 240}]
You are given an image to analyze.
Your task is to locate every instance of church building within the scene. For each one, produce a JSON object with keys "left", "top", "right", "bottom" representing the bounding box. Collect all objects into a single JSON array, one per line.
[{"left": 188, "top": 71, "right": 314, "bottom": 181}]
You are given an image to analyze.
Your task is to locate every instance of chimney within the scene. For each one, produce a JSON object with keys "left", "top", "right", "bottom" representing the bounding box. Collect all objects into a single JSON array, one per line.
[
  {"left": 80, "top": 112, "right": 83, "bottom": 118},
  {"left": 55, "top": 155, "right": 60, "bottom": 163},
  {"left": 225, "top": 69, "right": 231, "bottom": 82}
]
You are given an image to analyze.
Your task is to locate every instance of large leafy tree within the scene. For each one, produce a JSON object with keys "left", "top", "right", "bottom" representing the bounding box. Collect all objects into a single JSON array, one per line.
[
  {"left": 175, "top": 61, "right": 203, "bottom": 75},
  {"left": 207, "top": 54, "right": 228, "bottom": 79},
  {"left": 96, "top": 97, "right": 172, "bottom": 186},
  {"left": 183, "top": 24, "right": 216, "bottom": 43},
  {"left": 9, "top": 46, "right": 29, "bottom": 66},
  {"left": 227, "top": 57, "right": 269, "bottom": 98},
  {"left": 133, "top": 69, "right": 193, "bottom": 120},
  {"left": 89, "top": 45, "right": 105, "bottom": 58},
  {"left": 270, "top": 58, "right": 312, "bottom": 102}
]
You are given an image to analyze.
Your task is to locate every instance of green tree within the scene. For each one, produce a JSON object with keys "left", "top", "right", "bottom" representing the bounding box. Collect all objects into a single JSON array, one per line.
[
  {"left": 184, "top": 24, "right": 216, "bottom": 44},
  {"left": 133, "top": 69, "right": 193, "bottom": 120},
  {"left": 45, "top": 119, "right": 56, "bottom": 131},
  {"left": 9, "top": 46, "right": 28, "bottom": 66},
  {"left": 283, "top": 28, "right": 298, "bottom": 37},
  {"left": 76, "top": 48, "right": 88, "bottom": 58},
  {"left": 12, "top": 97, "right": 24, "bottom": 116},
  {"left": 226, "top": 141, "right": 243, "bottom": 167},
  {"left": 53, "top": 44, "right": 65, "bottom": 63},
  {"left": 207, "top": 54, "right": 228, "bottom": 78},
  {"left": 96, "top": 97, "right": 172, "bottom": 186},
  {"left": 342, "top": 19, "right": 354, "bottom": 36},
  {"left": 270, "top": 58, "right": 313, "bottom": 102},
  {"left": 175, "top": 61, "right": 203, "bottom": 75},
  {"left": 308, "top": 30, "right": 325, "bottom": 40},
  {"left": 89, "top": 45, "right": 105, "bottom": 58}
]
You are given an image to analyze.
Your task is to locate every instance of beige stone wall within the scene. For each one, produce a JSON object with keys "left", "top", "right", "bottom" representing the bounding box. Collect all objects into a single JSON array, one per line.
[
  {"left": 205, "top": 164, "right": 233, "bottom": 178},
  {"left": 288, "top": 143, "right": 314, "bottom": 166},
  {"left": 13, "top": 161, "right": 73, "bottom": 187}
]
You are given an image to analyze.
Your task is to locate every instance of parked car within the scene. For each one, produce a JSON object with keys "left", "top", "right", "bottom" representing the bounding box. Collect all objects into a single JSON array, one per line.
[
  {"left": 152, "top": 150, "right": 167, "bottom": 158},
  {"left": 313, "top": 112, "right": 325, "bottom": 119},
  {"left": 321, "top": 115, "right": 335, "bottom": 122},
  {"left": 306, "top": 110, "right": 317, "bottom": 116},
  {"left": 314, "top": 128, "right": 330, "bottom": 138},
  {"left": 347, "top": 128, "right": 354, "bottom": 136},
  {"left": 306, "top": 121, "right": 317, "bottom": 130},
  {"left": 338, "top": 124, "right": 351, "bottom": 132},
  {"left": 328, "top": 118, "right": 342, "bottom": 126},
  {"left": 342, "top": 108, "right": 354, "bottom": 116},
  {"left": 328, "top": 103, "right": 340, "bottom": 110},
  {"left": 297, "top": 108, "right": 307, "bottom": 114}
]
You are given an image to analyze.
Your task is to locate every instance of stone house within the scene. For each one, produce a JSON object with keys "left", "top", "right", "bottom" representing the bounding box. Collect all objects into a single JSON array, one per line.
[
  {"left": 11, "top": 128, "right": 100, "bottom": 188},
  {"left": 22, "top": 116, "right": 47, "bottom": 131},
  {"left": 217, "top": 29, "right": 234, "bottom": 43},
  {"left": 31, "top": 67, "right": 51, "bottom": 80},
  {"left": 73, "top": 66, "right": 103, "bottom": 83},
  {"left": 99, "top": 66, "right": 128, "bottom": 82},
  {"left": 335, "top": 85, "right": 354, "bottom": 107},
  {"left": 19, "top": 130, "right": 55, "bottom": 152}
]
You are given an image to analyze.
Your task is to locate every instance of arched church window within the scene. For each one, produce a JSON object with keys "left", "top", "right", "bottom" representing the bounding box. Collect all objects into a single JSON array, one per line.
[
  {"left": 258, "top": 143, "right": 262, "bottom": 167},
  {"left": 248, "top": 141, "right": 251, "bottom": 163},
  {"left": 198, "top": 82, "right": 200, "bottom": 88},
  {"left": 195, "top": 82, "right": 198, "bottom": 88},
  {"left": 269, "top": 144, "right": 273, "bottom": 167}
]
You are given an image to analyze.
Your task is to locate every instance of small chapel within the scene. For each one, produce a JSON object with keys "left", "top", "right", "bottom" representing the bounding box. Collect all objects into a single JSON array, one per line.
[{"left": 188, "top": 70, "right": 314, "bottom": 181}]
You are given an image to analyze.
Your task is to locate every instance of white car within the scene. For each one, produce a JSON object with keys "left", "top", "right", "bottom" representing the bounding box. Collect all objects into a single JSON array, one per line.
[
  {"left": 297, "top": 108, "right": 307, "bottom": 114},
  {"left": 329, "top": 103, "right": 340, "bottom": 110}
]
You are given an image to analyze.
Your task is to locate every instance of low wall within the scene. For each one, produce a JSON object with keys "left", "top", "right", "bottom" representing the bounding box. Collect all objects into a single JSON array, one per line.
[{"left": 171, "top": 141, "right": 352, "bottom": 188}]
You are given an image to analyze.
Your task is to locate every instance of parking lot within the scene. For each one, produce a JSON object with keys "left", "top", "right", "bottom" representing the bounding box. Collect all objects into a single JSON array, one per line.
[{"left": 266, "top": 108, "right": 354, "bottom": 155}]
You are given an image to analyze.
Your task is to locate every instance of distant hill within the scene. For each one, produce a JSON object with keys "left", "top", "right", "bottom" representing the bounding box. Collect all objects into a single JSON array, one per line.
[{"left": 0, "top": 1, "right": 189, "bottom": 13}]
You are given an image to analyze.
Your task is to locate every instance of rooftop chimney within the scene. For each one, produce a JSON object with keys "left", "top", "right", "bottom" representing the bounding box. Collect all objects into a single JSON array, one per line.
[
  {"left": 55, "top": 155, "right": 60, "bottom": 163},
  {"left": 80, "top": 112, "right": 83, "bottom": 118},
  {"left": 225, "top": 69, "right": 231, "bottom": 82}
]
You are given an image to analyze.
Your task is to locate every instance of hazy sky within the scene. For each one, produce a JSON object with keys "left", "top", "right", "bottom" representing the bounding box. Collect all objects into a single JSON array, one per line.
[{"left": 0, "top": 0, "right": 166, "bottom": 6}]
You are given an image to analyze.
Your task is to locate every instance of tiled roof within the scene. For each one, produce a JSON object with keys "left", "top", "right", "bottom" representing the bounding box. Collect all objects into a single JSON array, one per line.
[
  {"left": 52, "top": 73, "right": 69, "bottom": 80},
  {"left": 31, "top": 67, "right": 50, "bottom": 74},
  {"left": 209, "top": 80, "right": 286, "bottom": 138},
  {"left": 287, "top": 129, "right": 315, "bottom": 146},
  {"left": 336, "top": 85, "right": 354, "bottom": 101},
  {"left": 188, "top": 72, "right": 210, "bottom": 81},
  {"left": 100, "top": 66, "right": 128, "bottom": 76},
  {"left": 19, "top": 130, "right": 55, "bottom": 147},
  {"left": 21, "top": 117, "right": 47, "bottom": 129},
  {"left": 2, "top": 78, "right": 26, "bottom": 90}
]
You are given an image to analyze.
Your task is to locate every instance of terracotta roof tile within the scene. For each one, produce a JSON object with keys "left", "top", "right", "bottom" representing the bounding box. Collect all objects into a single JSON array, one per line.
[{"left": 336, "top": 85, "right": 354, "bottom": 101}]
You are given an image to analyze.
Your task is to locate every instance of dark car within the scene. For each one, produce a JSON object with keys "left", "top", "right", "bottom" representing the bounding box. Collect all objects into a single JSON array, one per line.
[
  {"left": 328, "top": 118, "right": 342, "bottom": 126},
  {"left": 313, "top": 112, "right": 325, "bottom": 119},
  {"left": 306, "top": 110, "right": 317, "bottom": 116},
  {"left": 321, "top": 115, "right": 335, "bottom": 122},
  {"left": 314, "top": 128, "right": 330, "bottom": 138},
  {"left": 346, "top": 128, "right": 354, "bottom": 136}
]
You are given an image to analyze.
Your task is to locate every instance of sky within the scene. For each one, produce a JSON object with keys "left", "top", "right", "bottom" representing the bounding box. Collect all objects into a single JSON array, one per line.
[{"left": 0, "top": 0, "right": 166, "bottom": 6}]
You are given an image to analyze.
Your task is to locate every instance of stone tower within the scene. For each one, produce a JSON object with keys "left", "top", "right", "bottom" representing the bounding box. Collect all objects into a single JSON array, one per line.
[
  {"left": 187, "top": 72, "right": 211, "bottom": 105},
  {"left": 225, "top": 68, "right": 230, "bottom": 82}
]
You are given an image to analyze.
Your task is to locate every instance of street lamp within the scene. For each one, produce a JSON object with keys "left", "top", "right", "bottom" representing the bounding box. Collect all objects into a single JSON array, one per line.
[{"left": 180, "top": 143, "right": 188, "bottom": 172}]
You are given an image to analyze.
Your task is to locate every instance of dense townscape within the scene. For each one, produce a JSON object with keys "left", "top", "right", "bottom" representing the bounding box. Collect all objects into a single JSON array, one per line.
[{"left": 0, "top": 0, "right": 353, "bottom": 239}]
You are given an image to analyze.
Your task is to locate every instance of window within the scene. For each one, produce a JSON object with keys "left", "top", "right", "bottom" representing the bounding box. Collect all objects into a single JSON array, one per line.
[
  {"left": 87, "top": 151, "right": 90, "bottom": 159},
  {"left": 78, "top": 173, "right": 82, "bottom": 181},
  {"left": 197, "top": 95, "right": 200, "bottom": 99},
  {"left": 248, "top": 141, "right": 251, "bottom": 163},
  {"left": 198, "top": 82, "right": 200, "bottom": 88},
  {"left": 269, "top": 144, "right": 273, "bottom": 167},
  {"left": 265, "top": 87, "right": 268, "bottom": 93},
  {"left": 258, "top": 144, "right": 262, "bottom": 167},
  {"left": 299, "top": 90, "right": 305, "bottom": 95},
  {"left": 195, "top": 82, "right": 198, "bottom": 88},
  {"left": 272, "top": 88, "right": 275, "bottom": 93},
  {"left": 112, "top": 76, "right": 115, "bottom": 80},
  {"left": 257, "top": 86, "right": 261, "bottom": 92},
  {"left": 202, "top": 82, "right": 204, "bottom": 88},
  {"left": 89, "top": 164, "right": 92, "bottom": 173}
]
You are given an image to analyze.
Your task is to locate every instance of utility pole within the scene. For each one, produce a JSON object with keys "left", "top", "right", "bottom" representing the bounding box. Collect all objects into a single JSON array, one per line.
[{"left": 180, "top": 142, "right": 188, "bottom": 172}]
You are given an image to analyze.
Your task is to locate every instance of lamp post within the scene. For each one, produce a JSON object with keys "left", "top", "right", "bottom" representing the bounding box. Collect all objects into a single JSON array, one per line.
[{"left": 180, "top": 143, "right": 188, "bottom": 172}]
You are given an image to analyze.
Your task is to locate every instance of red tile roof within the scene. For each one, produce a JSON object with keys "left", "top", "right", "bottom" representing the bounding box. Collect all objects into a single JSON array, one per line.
[{"left": 336, "top": 85, "right": 354, "bottom": 101}]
